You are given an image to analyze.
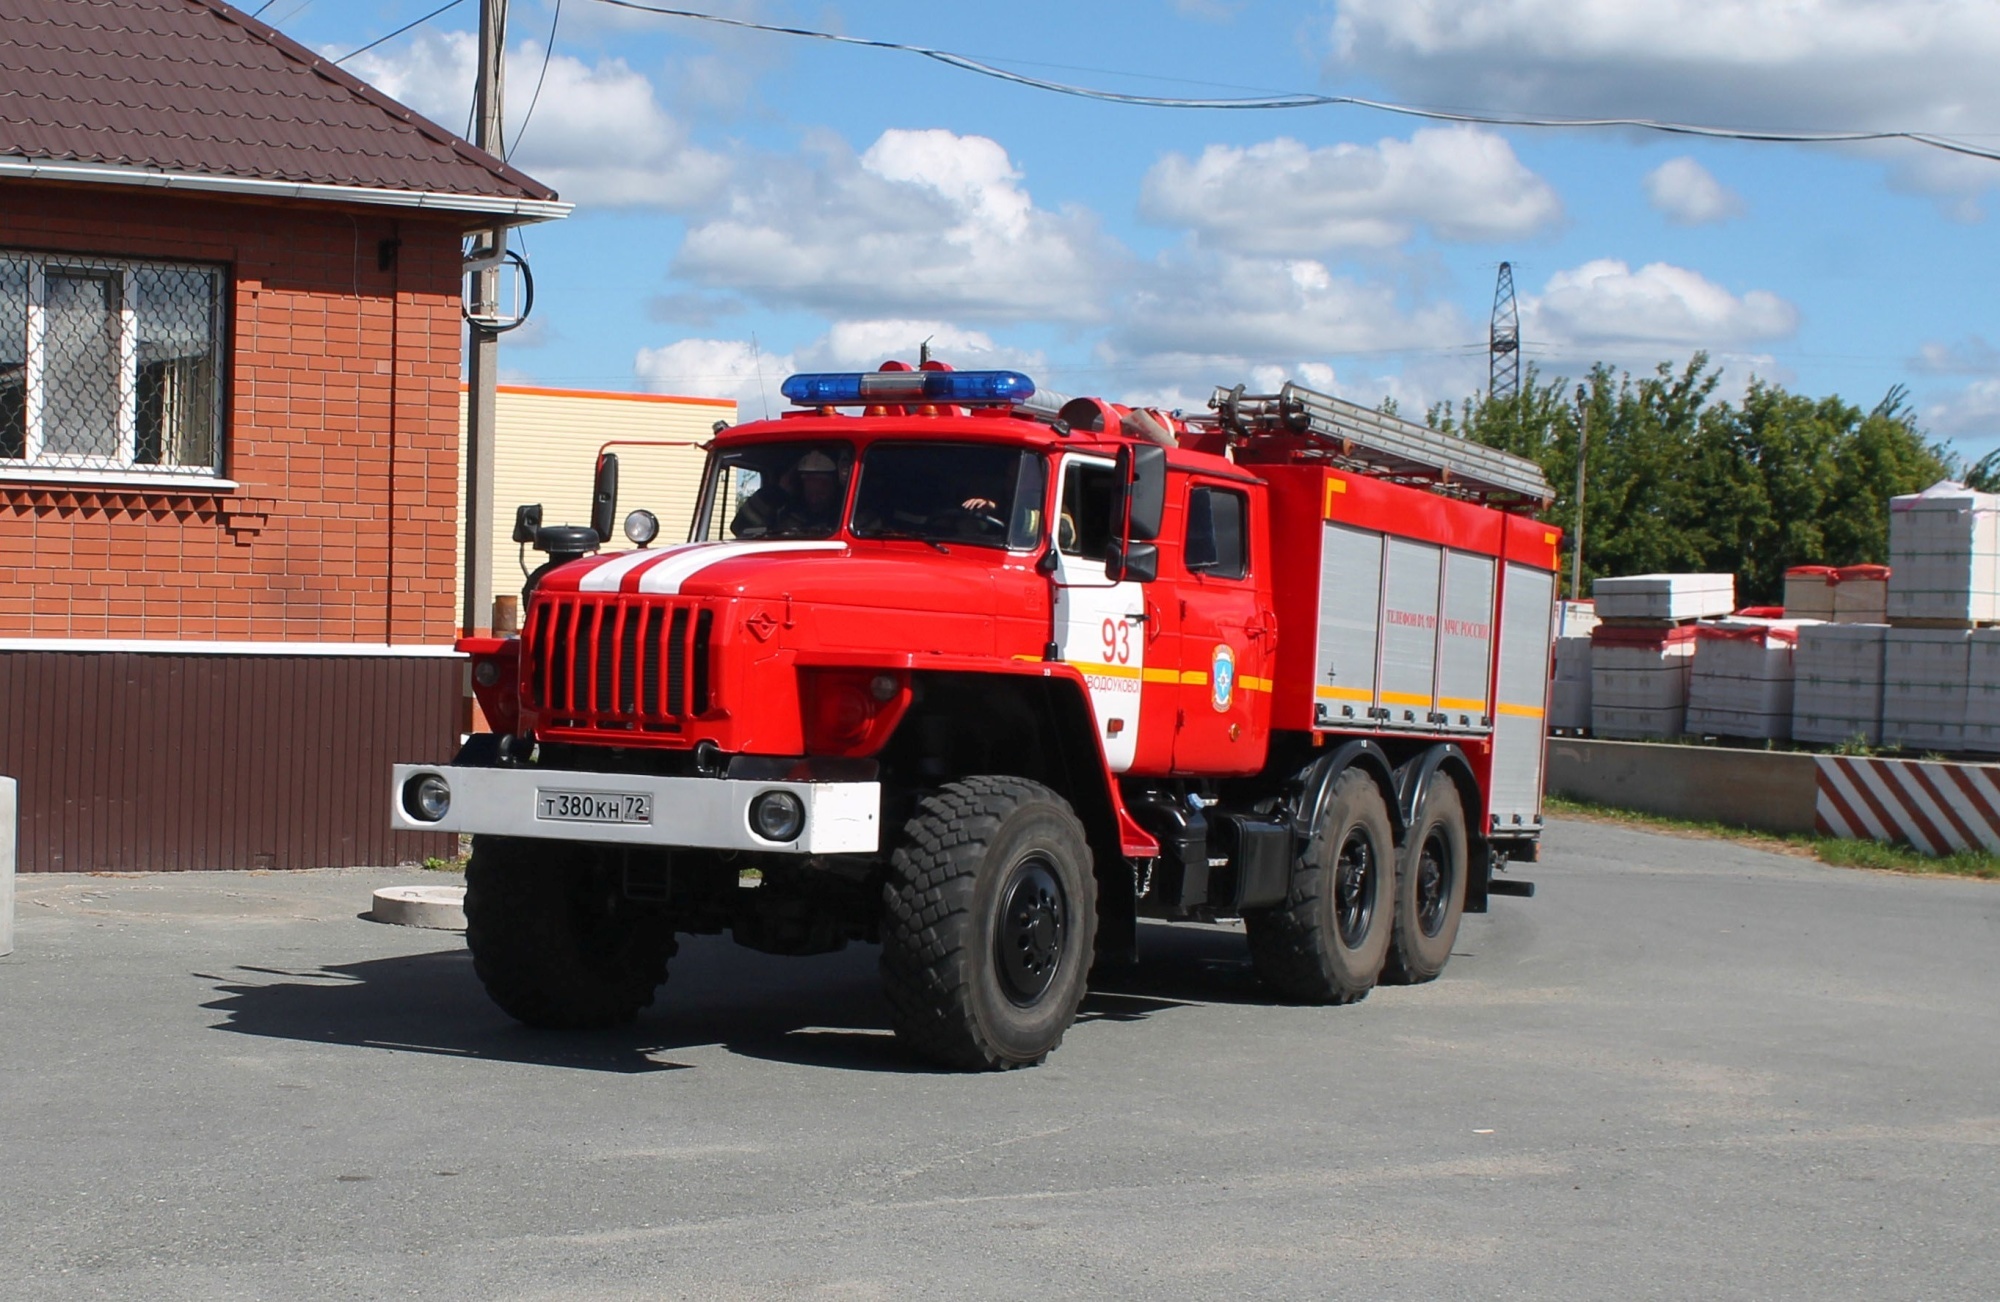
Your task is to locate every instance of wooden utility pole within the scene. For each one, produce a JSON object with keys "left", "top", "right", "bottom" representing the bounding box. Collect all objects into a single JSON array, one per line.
[
  {"left": 1572, "top": 384, "right": 1589, "bottom": 602},
  {"left": 462, "top": 0, "right": 507, "bottom": 637}
]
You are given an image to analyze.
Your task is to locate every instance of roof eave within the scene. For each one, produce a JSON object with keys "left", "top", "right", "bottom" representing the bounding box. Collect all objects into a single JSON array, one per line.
[{"left": 0, "top": 156, "right": 573, "bottom": 225}]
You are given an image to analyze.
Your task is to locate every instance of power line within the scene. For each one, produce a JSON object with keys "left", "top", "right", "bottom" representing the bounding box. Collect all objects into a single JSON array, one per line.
[
  {"left": 508, "top": 0, "right": 563, "bottom": 159},
  {"left": 333, "top": 0, "right": 471, "bottom": 65},
  {"left": 588, "top": 0, "right": 2000, "bottom": 165},
  {"left": 261, "top": 0, "right": 314, "bottom": 27}
]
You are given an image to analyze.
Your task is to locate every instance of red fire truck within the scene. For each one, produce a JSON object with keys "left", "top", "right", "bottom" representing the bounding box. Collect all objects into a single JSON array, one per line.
[{"left": 393, "top": 363, "right": 1558, "bottom": 1070}]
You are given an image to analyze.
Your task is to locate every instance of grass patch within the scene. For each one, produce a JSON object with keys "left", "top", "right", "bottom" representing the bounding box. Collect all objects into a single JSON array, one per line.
[{"left": 1543, "top": 794, "right": 2000, "bottom": 880}]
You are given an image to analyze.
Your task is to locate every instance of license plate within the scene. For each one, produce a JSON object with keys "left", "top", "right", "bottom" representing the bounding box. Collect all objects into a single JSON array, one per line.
[{"left": 535, "top": 789, "right": 653, "bottom": 825}]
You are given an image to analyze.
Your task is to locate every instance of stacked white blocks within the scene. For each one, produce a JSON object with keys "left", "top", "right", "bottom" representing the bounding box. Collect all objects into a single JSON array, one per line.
[
  {"left": 1784, "top": 567, "right": 1838, "bottom": 621},
  {"left": 1881, "top": 628, "right": 1971, "bottom": 751},
  {"left": 1594, "top": 574, "right": 1737, "bottom": 622},
  {"left": 1966, "top": 631, "right": 2000, "bottom": 753},
  {"left": 1832, "top": 565, "right": 1890, "bottom": 624},
  {"left": 1587, "top": 575, "right": 1736, "bottom": 739},
  {"left": 1686, "top": 622, "right": 1799, "bottom": 740},
  {"left": 1556, "top": 600, "right": 1599, "bottom": 639},
  {"left": 1551, "top": 636, "right": 1593, "bottom": 731},
  {"left": 1791, "top": 624, "right": 1887, "bottom": 746},
  {"left": 1886, "top": 481, "right": 2000, "bottom": 623},
  {"left": 1590, "top": 625, "right": 1698, "bottom": 739}
]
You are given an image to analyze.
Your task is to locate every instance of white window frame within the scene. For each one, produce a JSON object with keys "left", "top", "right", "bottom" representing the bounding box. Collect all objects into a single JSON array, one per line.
[{"left": 1, "top": 251, "right": 224, "bottom": 481}]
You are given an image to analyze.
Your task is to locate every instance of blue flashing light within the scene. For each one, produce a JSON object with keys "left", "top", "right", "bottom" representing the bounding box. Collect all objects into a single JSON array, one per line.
[{"left": 781, "top": 369, "right": 1037, "bottom": 407}]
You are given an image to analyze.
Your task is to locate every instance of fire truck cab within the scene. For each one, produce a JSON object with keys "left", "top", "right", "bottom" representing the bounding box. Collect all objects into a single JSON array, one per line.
[{"left": 392, "top": 363, "right": 1557, "bottom": 1071}]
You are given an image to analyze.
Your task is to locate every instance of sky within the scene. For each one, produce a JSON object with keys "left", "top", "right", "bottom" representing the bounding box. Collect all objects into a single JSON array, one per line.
[{"left": 271, "top": 0, "right": 2000, "bottom": 459}]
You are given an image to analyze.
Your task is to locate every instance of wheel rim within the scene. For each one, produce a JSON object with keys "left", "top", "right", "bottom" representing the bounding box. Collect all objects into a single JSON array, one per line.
[
  {"left": 1415, "top": 829, "right": 1452, "bottom": 939},
  {"left": 995, "top": 855, "right": 1067, "bottom": 1007},
  {"left": 1334, "top": 829, "right": 1378, "bottom": 950}
]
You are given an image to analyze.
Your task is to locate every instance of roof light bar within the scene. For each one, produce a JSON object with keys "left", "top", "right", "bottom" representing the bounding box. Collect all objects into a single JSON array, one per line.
[{"left": 781, "top": 369, "right": 1037, "bottom": 407}]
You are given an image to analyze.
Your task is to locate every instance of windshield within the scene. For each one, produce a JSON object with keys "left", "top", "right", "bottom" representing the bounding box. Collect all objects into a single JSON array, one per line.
[
  {"left": 851, "top": 442, "right": 1047, "bottom": 550},
  {"left": 694, "top": 441, "right": 854, "bottom": 541}
]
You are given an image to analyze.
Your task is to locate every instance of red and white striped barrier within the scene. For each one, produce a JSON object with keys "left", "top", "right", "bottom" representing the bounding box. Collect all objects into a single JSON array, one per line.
[{"left": 1815, "top": 755, "right": 2000, "bottom": 854}]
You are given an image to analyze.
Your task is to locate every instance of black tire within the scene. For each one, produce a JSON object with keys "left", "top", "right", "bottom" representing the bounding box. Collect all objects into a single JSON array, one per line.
[
  {"left": 880, "top": 777, "right": 1097, "bottom": 1070},
  {"left": 1246, "top": 766, "right": 1397, "bottom": 1004},
  {"left": 463, "top": 835, "right": 675, "bottom": 1029},
  {"left": 1381, "top": 778, "right": 1469, "bottom": 986}
]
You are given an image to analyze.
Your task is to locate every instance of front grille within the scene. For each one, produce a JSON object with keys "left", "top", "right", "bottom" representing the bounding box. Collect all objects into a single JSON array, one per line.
[{"left": 524, "top": 594, "right": 714, "bottom": 735}]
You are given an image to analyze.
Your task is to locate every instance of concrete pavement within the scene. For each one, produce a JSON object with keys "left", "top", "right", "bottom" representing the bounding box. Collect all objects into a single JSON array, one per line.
[{"left": 2, "top": 823, "right": 1997, "bottom": 1299}]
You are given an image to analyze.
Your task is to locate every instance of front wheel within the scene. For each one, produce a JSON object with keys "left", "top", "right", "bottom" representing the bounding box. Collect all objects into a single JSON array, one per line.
[
  {"left": 879, "top": 777, "right": 1098, "bottom": 1070},
  {"left": 463, "top": 836, "right": 675, "bottom": 1029}
]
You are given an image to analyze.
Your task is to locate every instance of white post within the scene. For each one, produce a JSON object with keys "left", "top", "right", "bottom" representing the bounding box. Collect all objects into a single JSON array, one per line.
[{"left": 0, "top": 777, "right": 15, "bottom": 957}]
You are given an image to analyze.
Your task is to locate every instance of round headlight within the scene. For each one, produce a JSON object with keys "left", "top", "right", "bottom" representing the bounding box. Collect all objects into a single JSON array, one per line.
[
  {"left": 624, "top": 509, "right": 660, "bottom": 547},
  {"left": 472, "top": 659, "right": 501, "bottom": 688},
  {"left": 869, "top": 672, "right": 900, "bottom": 702},
  {"left": 750, "top": 790, "right": 806, "bottom": 842},
  {"left": 403, "top": 773, "right": 451, "bottom": 823}
]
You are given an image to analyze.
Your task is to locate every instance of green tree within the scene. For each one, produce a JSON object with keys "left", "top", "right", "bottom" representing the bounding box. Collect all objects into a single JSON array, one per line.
[{"left": 1431, "top": 355, "right": 1949, "bottom": 604}]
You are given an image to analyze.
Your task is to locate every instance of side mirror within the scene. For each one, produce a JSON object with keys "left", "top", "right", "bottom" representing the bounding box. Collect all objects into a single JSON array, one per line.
[
  {"left": 1106, "top": 540, "right": 1159, "bottom": 584},
  {"left": 511, "top": 503, "right": 543, "bottom": 544},
  {"left": 591, "top": 453, "right": 619, "bottom": 547},
  {"left": 1113, "top": 443, "right": 1167, "bottom": 543}
]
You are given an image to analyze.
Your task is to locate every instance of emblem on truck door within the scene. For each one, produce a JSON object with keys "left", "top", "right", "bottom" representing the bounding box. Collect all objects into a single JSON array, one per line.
[{"left": 1212, "top": 644, "right": 1236, "bottom": 711}]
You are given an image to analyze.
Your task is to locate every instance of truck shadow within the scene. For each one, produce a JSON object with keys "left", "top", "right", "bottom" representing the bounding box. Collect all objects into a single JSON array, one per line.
[{"left": 199, "top": 922, "right": 1275, "bottom": 1075}]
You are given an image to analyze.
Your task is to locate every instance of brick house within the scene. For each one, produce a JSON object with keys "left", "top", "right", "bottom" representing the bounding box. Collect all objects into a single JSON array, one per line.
[{"left": 0, "top": 0, "right": 568, "bottom": 870}]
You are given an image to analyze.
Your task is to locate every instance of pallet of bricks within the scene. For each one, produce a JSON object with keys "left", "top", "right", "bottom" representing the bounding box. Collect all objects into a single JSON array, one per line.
[
  {"left": 1789, "top": 563, "right": 1890, "bottom": 746},
  {"left": 1549, "top": 600, "right": 1599, "bottom": 732},
  {"left": 1587, "top": 574, "right": 1736, "bottom": 739},
  {"left": 1685, "top": 616, "right": 1806, "bottom": 740},
  {"left": 1876, "top": 480, "right": 2000, "bottom": 754}
]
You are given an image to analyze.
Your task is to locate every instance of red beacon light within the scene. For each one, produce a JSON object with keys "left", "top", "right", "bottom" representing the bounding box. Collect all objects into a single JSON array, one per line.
[{"left": 781, "top": 369, "right": 1036, "bottom": 408}]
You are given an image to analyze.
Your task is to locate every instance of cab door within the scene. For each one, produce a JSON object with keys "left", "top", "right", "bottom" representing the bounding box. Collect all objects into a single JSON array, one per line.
[
  {"left": 1050, "top": 453, "right": 1158, "bottom": 773},
  {"left": 1172, "top": 479, "right": 1271, "bottom": 775}
]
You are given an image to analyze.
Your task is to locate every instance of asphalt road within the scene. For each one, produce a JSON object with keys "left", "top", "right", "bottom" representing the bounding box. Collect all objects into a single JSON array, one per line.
[{"left": 3, "top": 820, "right": 1998, "bottom": 1300}]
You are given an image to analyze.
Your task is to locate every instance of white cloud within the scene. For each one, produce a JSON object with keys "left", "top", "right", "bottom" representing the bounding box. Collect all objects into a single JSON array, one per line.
[
  {"left": 634, "top": 321, "right": 1045, "bottom": 419},
  {"left": 1520, "top": 258, "right": 1798, "bottom": 357},
  {"left": 635, "top": 338, "right": 793, "bottom": 417},
  {"left": 1913, "top": 336, "right": 2000, "bottom": 376},
  {"left": 1924, "top": 379, "right": 2000, "bottom": 437},
  {"left": 1141, "top": 127, "right": 1562, "bottom": 253},
  {"left": 344, "top": 31, "right": 728, "bottom": 209},
  {"left": 1327, "top": 0, "right": 2000, "bottom": 200},
  {"left": 1104, "top": 253, "right": 1466, "bottom": 379},
  {"left": 793, "top": 320, "right": 1045, "bottom": 375},
  {"left": 1644, "top": 157, "right": 1746, "bottom": 225},
  {"left": 673, "top": 128, "right": 1124, "bottom": 324}
]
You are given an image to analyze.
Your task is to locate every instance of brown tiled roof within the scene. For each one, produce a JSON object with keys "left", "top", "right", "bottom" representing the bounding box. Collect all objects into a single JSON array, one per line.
[{"left": 0, "top": 0, "right": 560, "bottom": 211}]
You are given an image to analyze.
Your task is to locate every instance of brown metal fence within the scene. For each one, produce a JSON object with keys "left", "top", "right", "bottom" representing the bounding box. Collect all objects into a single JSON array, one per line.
[{"left": 0, "top": 650, "right": 460, "bottom": 871}]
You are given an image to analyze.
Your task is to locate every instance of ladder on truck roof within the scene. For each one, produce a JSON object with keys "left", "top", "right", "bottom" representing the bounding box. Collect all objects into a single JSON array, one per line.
[{"left": 1208, "top": 382, "right": 1554, "bottom": 509}]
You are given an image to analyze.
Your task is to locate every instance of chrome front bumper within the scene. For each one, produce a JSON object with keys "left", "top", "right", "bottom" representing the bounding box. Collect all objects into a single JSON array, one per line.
[{"left": 388, "top": 763, "right": 881, "bottom": 854}]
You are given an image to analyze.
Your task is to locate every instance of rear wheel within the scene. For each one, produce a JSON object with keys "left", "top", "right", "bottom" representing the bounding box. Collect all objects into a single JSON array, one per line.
[
  {"left": 879, "top": 777, "right": 1097, "bottom": 1070},
  {"left": 1247, "top": 767, "right": 1396, "bottom": 1004},
  {"left": 463, "top": 835, "right": 675, "bottom": 1029},
  {"left": 1382, "top": 779, "right": 1469, "bottom": 986}
]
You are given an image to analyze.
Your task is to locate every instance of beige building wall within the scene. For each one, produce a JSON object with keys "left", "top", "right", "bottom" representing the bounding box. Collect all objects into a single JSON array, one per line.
[{"left": 458, "top": 385, "right": 736, "bottom": 624}]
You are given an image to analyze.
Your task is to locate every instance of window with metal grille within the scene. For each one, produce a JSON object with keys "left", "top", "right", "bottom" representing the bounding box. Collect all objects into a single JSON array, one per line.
[{"left": 0, "top": 252, "right": 224, "bottom": 475}]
